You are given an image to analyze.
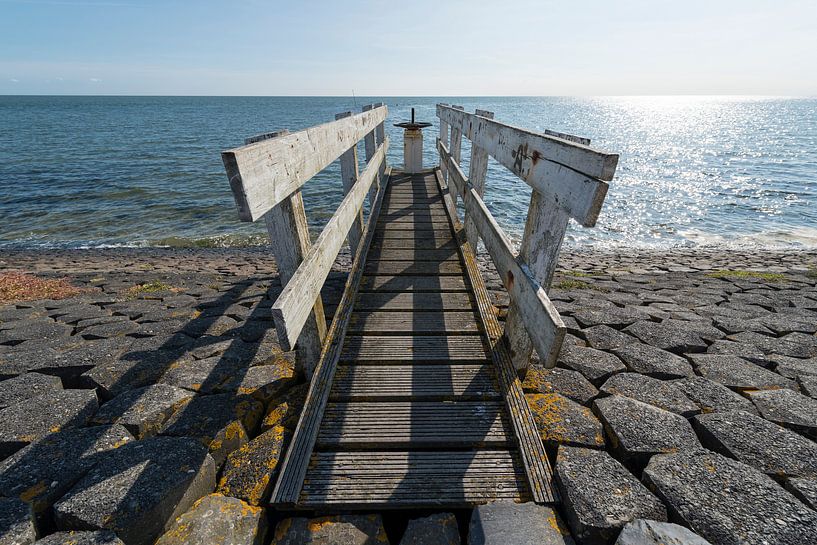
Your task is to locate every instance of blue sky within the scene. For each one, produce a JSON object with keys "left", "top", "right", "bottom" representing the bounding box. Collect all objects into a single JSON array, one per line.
[{"left": 1, "top": 0, "right": 815, "bottom": 95}]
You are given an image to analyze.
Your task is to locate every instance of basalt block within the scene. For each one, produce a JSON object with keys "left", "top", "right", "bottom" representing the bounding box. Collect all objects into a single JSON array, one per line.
[
  {"left": 468, "top": 502, "right": 574, "bottom": 545},
  {"left": 0, "top": 389, "right": 98, "bottom": 458},
  {"left": 687, "top": 354, "right": 796, "bottom": 391},
  {"left": 159, "top": 355, "right": 247, "bottom": 394},
  {"left": 260, "top": 384, "right": 307, "bottom": 432},
  {"left": 643, "top": 451, "right": 817, "bottom": 545},
  {"left": 784, "top": 477, "right": 817, "bottom": 510},
  {"left": 80, "top": 348, "right": 185, "bottom": 400},
  {"left": 583, "top": 325, "right": 635, "bottom": 351},
  {"left": 33, "top": 530, "right": 124, "bottom": 544},
  {"left": 522, "top": 366, "right": 598, "bottom": 405},
  {"left": 557, "top": 344, "right": 625, "bottom": 385},
  {"left": 0, "top": 425, "right": 133, "bottom": 516},
  {"left": 90, "top": 384, "right": 194, "bottom": 438},
  {"left": 401, "top": 512, "right": 460, "bottom": 545},
  {"left": 672, "top": 376, "right": 757, "bottom": 414},
  {"left": 216, "top": 360, "right": 296, "bottom": 404},
  {"left": 154, "top": 493, "right": 266, "bottom": 545},
  {"left": 693, "top": 410, "right": 817, "bottom": 478},
  {"left": 0, "top": 372, "right": 63, "bottom": 410},
  {"left": 217, "top": 425, "right": 286, "bottom": 506},
  {"left": 624, "top": 321, "right": 707, "bottom": 354},
  {"left": 769, "top": 355, "right": 817, "bottom": 380},
  {"left": 271, "top": 514, "right": 389, "bottom": 545},
  {"left": 746, "top": 389, "right": 817, "bottom": 439},
  {"left": 614, "top": 519, "right": 712, "bottom": 545},
  {"left": 159, "top": 393, "right": 263, "bottom": 467},
  {"left": 526, "top": 393, "right": 604, "bottom": 449},
  {"left": 613, "top": 343, "right": 694, "bottom": 379},
  {"left": 593, "top": 395, "right": 700, "bottom": 465},
  {"left": 555, "top": 446, "right": 666, "bottom": 545},
  {"left": 53, "top": 436, "right": 216, "bottom": 545},
  {"left": 0, "top": 497, "right": 36, "bottom": 545},
  {"left": 728, "top": 331, "right": 817, "bottom": 358},
  {"left": 600, "top": 373, "right": 699, "bottom": 417}
]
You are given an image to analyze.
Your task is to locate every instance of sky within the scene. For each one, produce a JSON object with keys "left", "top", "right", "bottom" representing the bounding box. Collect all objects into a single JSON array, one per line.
[{"left": 1, "top": 0, "right": 816, "bottom": 96}]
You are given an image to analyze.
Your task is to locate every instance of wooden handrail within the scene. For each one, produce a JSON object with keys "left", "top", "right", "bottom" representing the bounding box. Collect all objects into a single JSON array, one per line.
[
  {"left": 436, "top": 104, "right": 619, "bottom": 370},
  {"left": 222, "top": 105, "right": 388, "bottom": 222},
  {"left": 437, "top": 104, "right": 615, "bottom": 227},
  {"left": 439, "top": 139, "right": 565, "bottom": 367},
  {"left": 271, "top": 138, "right": 388, "bottom": 352}
]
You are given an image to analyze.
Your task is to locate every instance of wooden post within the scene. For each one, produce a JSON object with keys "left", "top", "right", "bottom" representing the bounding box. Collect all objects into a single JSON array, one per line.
[
  {"left": 245, "top": 130, "right": 328, "bottom": 380},
  {"left": 504, "top": 192, "right": 570, "bottom": 372},
  {"left": 335, "top": 112, "right": 364, "bottom": 254},
  {"left": 464, "top": 109, "right": 494, "bottom": 250},
  {"left": 449, "top": 105, "right": 465, "bottom": 206},
  {"left": 373, "top": 102, "right": 387, "bottom": 192},
  {"left": 438, "top": 103, "right": 450, "bottom": 182},
  {"left": 362, "top": 103, "right": 380, "bottom": 204}
]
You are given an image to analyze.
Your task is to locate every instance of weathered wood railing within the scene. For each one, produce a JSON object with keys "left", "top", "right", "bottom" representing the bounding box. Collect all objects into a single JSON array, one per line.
[
  {"left": 221, "top": 103, "right": 388, "bottom": 378},
  {"left": 436, "top": 103, "right": 619, "bottom": 370}
]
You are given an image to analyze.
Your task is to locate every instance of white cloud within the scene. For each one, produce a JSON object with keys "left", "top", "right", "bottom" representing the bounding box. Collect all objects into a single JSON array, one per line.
[
  {"left": 89, "top": 77, "right": 102, "bottom": 82},
  {"left": 10, "top": 78, "right": 19, "bottom": 83}
]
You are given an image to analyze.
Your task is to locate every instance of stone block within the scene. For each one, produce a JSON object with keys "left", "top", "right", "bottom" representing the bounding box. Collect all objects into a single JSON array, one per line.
[
  {"left": 401, "top": 512, "right": 459, "bottom": 545},
  {"left": 784, "top": 477, "right": 817, "bottom": 510},
  {"left": 261, "top": 384, "right": 307, "bottom": 432},
  {"left": 154, "top": 493, "right": 266, "bottom": 545},
  {"left": 90, "top": 384, "right": 194, "bottom": 438},
  {"left": 558, "top": 344, "right": 625, "bottom": 385},
  {"left": 613, "top": 343, "right": 694, "bottom": 379},
  {"left": 0, "top": 497, "right": 36, "bottom": 545},
  {"left": 0, "top": 373, "right": 62, "bottom": 410},
  {"left": 217, "top": 425, "right": 286, "bottom": 506},
  {"left": 671, "top": 376, "right": 757, "bottom": 415},
  {"left": 769, "top": 355, "right": 817, "bottom": 380},
  {"left": 600, "top": 373, "right": 699, "bottom": 416},
  {"left": 583, "top": 325, "right": 635, "bottom": 351},
  {"left": 615, "top": 519, "right": 712, "bottom": 545},
  {"left": 522, "top": 366, "right": 598, "bottom": 405},
  {"left": 33, "top": 530, "right": 124, "bottom": 544},
  {"left": 624, "top": 321, "right": 707, "bottom": 354},
  {"left": 526, "top": 393, "right": 604, "bottom": 449},
  {"left": 216, "top": 360, "right": 296, "bottom": 404},
  {"left": 271, "top": 514, "right": 388, "bottom": 545},
  {"left": 746, "top": 389, "right": 817, "bottom": 439},
  {"left": 159, "top": 355, "right": 246, "bottom": 394},
  {"left": 688, "top": 354, "right": 796, "bottom": 391},
  {"left": 468, "top": 502, "right": 573, "bottom": 545},
  {"left": 80, "top": 348, "right": 184, "bottom": 400}
]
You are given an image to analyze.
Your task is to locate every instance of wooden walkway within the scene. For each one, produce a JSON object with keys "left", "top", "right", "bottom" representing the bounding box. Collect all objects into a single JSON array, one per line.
[
  {"left": 222, "top": 103, "right": 619, "bottom": 510},
  {"left": 272, "top": 170, "right": 556, "bottom": 508}
]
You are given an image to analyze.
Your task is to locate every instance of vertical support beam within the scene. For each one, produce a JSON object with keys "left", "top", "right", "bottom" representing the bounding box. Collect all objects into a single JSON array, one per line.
[
  {"left": 505, "top": 191, "right": 570, "bottom": 372},
  {"left": 438, "top": 103, "right": 450, "bottom": 182},
  {"left": 373, "top": 102, "right": 387, "bottom": 193},
  {"left": 464, "top": 109, "right": 494, "bottom": 250},
  {"left": 335, "top": 111, "right": 363, "bottom": 254},
  {"left": 362, "top": 103, "right": 380, "bottom": 204},
  {"left": 449, "top": 105, "right": 465, "bottom": 206},
  {"left": 246, "top": 130, "right": 327, "bottom": 380}
]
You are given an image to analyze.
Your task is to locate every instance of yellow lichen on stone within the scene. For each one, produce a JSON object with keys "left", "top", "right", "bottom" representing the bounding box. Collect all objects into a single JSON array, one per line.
[{"left": 19, "top": 481, "right": 48, "bottom": 503}]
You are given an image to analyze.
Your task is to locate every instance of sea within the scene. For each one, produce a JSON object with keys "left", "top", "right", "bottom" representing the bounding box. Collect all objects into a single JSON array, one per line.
[{"left": 1, "top": 96, "right": 815, "bottom": 251}]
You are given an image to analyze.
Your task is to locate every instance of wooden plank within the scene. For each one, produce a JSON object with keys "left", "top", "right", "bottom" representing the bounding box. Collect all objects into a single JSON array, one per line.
[
  {"left": 366, "top": 248, "right": 460, "bottom": 262},
  {"left": 376, "top": 220, "right": 451, "bottom": 231},
  {"left": 331, "top": 364, "right": 497, "bottom": 400},
  {"left": 300, "top": 450, "right": 530, "bottom": 506},
  {"left": 223, "top": 105, "right": 387, "bottom": 221},
  {"left": 271, "top": 139, "right": 388, "bottom": 351},
  {"left": 433, "top": 168, "right": 557, "bottom": 504},
  {"left": 439, "top": 140, "right": 565, "bottom": 367},
  {"left": 374, "top": 102, "right": 387, "bottom": 190},
  {"left": 249, "top": 131, "right": 325, "bottom": 378},
  {"left": 544, "top": 129, "right": 591, "bottom": 146},
  {"left": 340, "top": 335, "right": 490, "bottom": 362},
  {"left": 465, "top": 109, "right": 494, "bottom": 250},
  {"left": 373, "top": 229, "right": 454, "bottom": 241},
  {"left": 335, "top": 111, "right": 364, "bottom": 253},
  {"left": 348, "top": 311, "right": 480, "bottom": 334},
  {"left": 359, "top": 275, "right": 468, "bottom": 292},
  {"left": 505, "top": 191, "right": 570, "bottom": 370},
  {"left": 354, "top": 292, "right": 475, "bottom": 311},
  {"left": 439, "top": 102, "right": 450, "bottom": 182},
  {"left": 379, "top": 210, "right": 450, "bottom": 220},
  {"left": 437, "top": 103, "right": 614, "bottom": 226},
  {"left": 370, "top": 238, "right": 457, "bottom": 250},
  {"left": 316, "top": 401, "right": 511, "bottom": 447},
  {"left": 383, "top": 204, "right": 447, "bottom": 213},
  {"left": 271, "top": 169, "right": 391, "bottom": 507},
  {"left": 363, "top": 260, "right": 463, "bottom": 276}
]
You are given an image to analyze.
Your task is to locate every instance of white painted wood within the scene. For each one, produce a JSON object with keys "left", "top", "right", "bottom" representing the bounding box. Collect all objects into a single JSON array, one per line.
[
  {"left": 362, "top": 104, "right": 381, "bottom": 204},
  {"left": 439, "top": 139, "right": 565, "bottom": 367},
  {"left": 373, "top": 102, "right": 387, "bottom": 187},
  {"left": 543, "top": 129, "right": 590, "bottom": 146},
  {"left": 448, "top": 105, "right": 465, "bottom": 206},
  {"left": 242, "top": 130, "right": 326, "bottom": 379},
  {"left": 222, "top": 105, "right": 387, "bottom": 222},
  {"left": 243, "top": 130, "right": 325, "bottom": 378},
  {"left": 436, "top": 104, "right": 614, "bottom": 226},
  {"left": 439, "top": 103, "right": 450, "bottom": 182},
  {"left": 335, "top": 111, "right": 364, "bottom": 254},
  {"left": 505, "top": 190, "right": 570, "bottom": 370},
  {"left": 271, "top": 139, "right": 389, "bottom": 352},
  {"left": 464, "top": 109, "right": 494, "bottom": 250},
  {"left": 403, "top": 129, "right": 424, "bottom": 173}
]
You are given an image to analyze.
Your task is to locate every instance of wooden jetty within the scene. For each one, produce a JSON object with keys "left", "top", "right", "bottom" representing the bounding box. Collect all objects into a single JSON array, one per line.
[{"left": 221, "top": 103, "right": 619, "bottom": 509}]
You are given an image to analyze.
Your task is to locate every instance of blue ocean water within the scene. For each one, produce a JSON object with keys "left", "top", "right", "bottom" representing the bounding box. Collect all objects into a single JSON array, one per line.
[{"left": 1, "top": 96, "right": 815, "bottom": 250}]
